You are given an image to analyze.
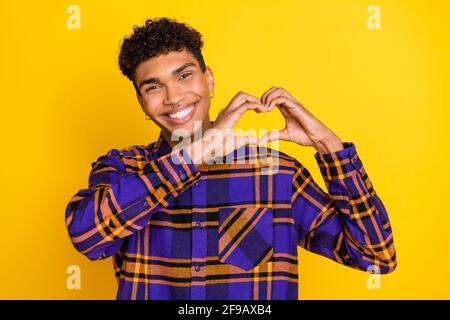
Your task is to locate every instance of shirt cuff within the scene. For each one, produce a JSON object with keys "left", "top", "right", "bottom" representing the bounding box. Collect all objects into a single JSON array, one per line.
[{"left": 314, "top": 142, "right": 363, "bottom": 180}]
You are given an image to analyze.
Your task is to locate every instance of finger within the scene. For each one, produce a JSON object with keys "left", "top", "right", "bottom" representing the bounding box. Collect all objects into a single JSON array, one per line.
[
  {"left": 267, "top": 95, "right": 297, "bottom": 111},
  {"left": 215, "top": 102, "right": 266, "bottom": 132},
  {"left": 270, "top": 96, "right": 318, "bottom": 125},
  {"left": 230, "top": 91, "right": 264, "bottom": 111},
  {"left": 264, "top": 88, "right": 281, "bottom": 107},
  {"left": 236, "top": 101, "right": 267, "bottom": 115},
  {"left": 265, "top": 88, "right": 291, "bottom": 109},
  {"left": 219, "top": 92, "right": 265, "bottom": 123},
  {"left": 225, "top": 101, "right": 266, "bottom": 119},
  {"left": 276, "top": 87, "right": 296, "bottom": 101},
  {"left": 259, "top": 129, "right": 290, "bottom": 145},
  {"left": 261, "top": 86, "right": 278, "bottom": 106},
  {"left": 266, "top": 87, "right": 300, "bottom": 109}
]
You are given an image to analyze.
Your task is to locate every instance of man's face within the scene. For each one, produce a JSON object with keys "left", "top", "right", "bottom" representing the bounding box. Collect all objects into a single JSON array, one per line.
[{"left": 135, "top": 49, "right": 214, "bottom": 144}]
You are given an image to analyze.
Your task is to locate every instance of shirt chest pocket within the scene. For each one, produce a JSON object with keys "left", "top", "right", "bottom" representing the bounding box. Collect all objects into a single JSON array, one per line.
[{"left": 218, "top": 207, "right": 274, "bottom": 271}]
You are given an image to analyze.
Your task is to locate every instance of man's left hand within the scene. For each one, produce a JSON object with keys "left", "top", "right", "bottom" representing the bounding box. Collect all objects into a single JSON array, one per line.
[{"left": 258, "top": 86, "right": 344, "bottom": 155}]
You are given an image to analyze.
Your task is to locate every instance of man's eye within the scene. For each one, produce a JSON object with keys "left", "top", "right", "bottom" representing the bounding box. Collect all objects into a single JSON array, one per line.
[
  {"left": 180, "top": 72, "right": 192, "bottom": 80},
  {"left": 145, "top": 85, "right": 159, "bottom": 92}
]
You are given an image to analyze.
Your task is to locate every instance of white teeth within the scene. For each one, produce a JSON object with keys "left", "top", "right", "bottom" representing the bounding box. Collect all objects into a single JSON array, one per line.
[{"left": 168, "top": 104, "right": 194, "bottom": 119}]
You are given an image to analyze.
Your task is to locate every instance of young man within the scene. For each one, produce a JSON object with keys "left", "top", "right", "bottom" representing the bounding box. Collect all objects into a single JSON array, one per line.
[{"left": 65, "top": 17, "right": 397, "bottom": 300}]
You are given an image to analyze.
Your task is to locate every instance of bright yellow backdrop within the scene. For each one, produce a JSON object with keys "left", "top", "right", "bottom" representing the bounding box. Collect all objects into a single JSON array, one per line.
[{"left": 1, "top": 0, "right": 449, "bottom": 299}]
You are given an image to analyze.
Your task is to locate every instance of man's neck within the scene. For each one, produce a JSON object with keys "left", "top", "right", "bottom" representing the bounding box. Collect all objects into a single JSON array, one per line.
[{"left": 163, "top": 119, "right": 213, "bottom": 149}]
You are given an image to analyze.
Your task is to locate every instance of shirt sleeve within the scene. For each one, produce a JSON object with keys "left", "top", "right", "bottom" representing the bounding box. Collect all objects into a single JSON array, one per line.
[
  {"left": 65, "top": 147, "right": 200, "bottom": 261},
  {"left": 291, "top": 142, "right": 397, "bottom": 274}
]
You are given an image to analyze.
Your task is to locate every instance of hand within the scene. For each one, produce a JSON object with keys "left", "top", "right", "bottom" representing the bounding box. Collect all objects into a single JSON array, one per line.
[
  {"left": 258, "top": 86, "right": 344, "bottom": 154},
  {"left": 187, "top": 91, "right": 268, "bottom": 166}
]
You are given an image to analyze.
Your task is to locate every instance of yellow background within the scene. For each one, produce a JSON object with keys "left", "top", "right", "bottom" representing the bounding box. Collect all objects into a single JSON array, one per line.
[{"left": 1, "top": 0, "right": 449, "bottom": 299}]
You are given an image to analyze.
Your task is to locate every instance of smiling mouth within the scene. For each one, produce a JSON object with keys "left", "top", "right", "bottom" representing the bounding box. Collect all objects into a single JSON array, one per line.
[{"left": 163, "top": 101, "right": 199, "bottom": 123}]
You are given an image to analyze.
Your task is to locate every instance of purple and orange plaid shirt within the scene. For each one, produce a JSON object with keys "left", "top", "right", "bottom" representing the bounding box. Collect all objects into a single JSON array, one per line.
[{"left": 65, "top": 131, "right": 397, "bottom": 300}]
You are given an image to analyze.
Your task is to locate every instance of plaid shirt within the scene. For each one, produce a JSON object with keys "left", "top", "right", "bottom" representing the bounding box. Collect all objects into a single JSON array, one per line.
[{"left": 65, "top": 132, "right": 397, "bottom": 300}]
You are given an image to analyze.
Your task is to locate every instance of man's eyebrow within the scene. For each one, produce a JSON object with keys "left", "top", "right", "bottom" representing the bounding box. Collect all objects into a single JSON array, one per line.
[{"left": 138, "top": 62, "right": 196, "bottom": 89}]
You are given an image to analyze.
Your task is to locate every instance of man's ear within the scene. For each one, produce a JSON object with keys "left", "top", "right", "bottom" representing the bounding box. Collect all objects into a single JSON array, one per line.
[
  {"left": 205, "top": 66, "right": 214, "bottom": 93},
  {"left": 134, "top": 79, "right": 144, "bottom": 109},
  {"left": 137, "top": 93, "right": 145, "bottom": 112}
]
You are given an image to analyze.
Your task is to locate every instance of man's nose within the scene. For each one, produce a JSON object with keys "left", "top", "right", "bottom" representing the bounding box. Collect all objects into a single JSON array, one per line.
[{"left": 163, "top": 84, "right": 185, "bottom": 106}]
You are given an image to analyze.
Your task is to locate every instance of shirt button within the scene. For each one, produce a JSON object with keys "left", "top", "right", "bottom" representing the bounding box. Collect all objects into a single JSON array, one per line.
[
  {"left": 194, "top": 264, "right": 200, "bottom": 272},
  {"left": 195, "top": 182, "right": 199, "bottom": 186},
  {"left": 196, "top": 221, "right": 201, "bottom": 228},
  {"left": 179, "top": 171, "right": 186, "bottom": 179}
]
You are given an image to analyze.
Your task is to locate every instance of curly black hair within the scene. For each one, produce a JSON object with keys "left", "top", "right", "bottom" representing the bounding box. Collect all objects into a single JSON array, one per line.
[{"left": 118, "top": 17, "right": 207, "bottom": 95}]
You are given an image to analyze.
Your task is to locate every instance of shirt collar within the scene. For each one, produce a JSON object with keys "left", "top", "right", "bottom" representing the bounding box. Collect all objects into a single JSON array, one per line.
[{"left": 151, "top": 132, "right": 172, "bottom": 158}]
